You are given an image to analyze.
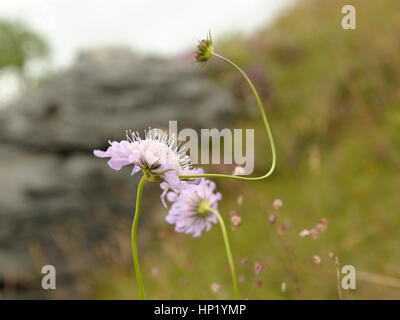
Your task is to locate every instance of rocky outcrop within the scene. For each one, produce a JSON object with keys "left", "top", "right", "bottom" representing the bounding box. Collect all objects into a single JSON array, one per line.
[{"left": 0, "top": 48, "right": 236, "bottom": 298}]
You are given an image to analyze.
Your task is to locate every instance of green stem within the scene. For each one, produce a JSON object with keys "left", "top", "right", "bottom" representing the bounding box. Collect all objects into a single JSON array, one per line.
[
  {"left": 131, "top": 175, "right": 148, "bottom": 300},
  {"left": 179, "top": 52, "right": 276, "bottom": 181},
  {"left": 209, "top": 207, "right": 240, "bottom": 300}
]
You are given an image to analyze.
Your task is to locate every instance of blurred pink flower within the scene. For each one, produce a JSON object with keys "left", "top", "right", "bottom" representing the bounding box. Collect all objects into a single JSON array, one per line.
[
  {"left": 309, "top": 228, "right": 318, "bottom": 240},
  {"left": 273, "top": 198, "right": 283, "bottom": 210},
  {"left": 151, "top": 267, "right": 159, "bottom": 277},
  {"left": 211, "top": 283, "right": 221, "bottom": 293},
  {"left": 231, "top": 215, "right": 242, "bottom": 229},
  {"left": 278, "top": 225, "right": 286, "bottom": 235},
  {"left": 312, "top": 255, "right": 321, "bottom": 264},
  {"left": 230, "top": 210, "right": 238, "bottom": 217},
  {"left": 254, "top": 262, "right": 264, "bottom": 275},
  {"left": 269, "top": 213, "right": 276, "bottom": 224}
]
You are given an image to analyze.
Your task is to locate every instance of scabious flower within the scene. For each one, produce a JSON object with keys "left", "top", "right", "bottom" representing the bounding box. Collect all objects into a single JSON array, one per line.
[
  {"left": 93, "top": 128, "right": 201, "bottom": 207},
  {"left": 165, "top": 179, "right": 222, "bottom": 238}
]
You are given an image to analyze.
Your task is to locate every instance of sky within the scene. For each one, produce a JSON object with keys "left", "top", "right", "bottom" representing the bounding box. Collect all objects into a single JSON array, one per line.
[{"left": 0, "top": 0, "right": 296, "bottom": 68}]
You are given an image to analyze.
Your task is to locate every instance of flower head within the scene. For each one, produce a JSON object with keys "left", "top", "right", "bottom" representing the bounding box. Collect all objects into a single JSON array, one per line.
[
  {"left": 195, "top": 32, "right": 214, "bottom": 64},
  {"left": 93, "top": 128, "right": 200, "bottom": 207},
  {"left": 165, "top": 179, "right": 222, "bottom": 237}
]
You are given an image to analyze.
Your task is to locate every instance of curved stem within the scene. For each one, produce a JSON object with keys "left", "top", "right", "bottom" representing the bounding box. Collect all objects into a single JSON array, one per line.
[
  {"left": 131, "top": 175, "right": 148, "bottom": 300},
  {"left": 209, "top": 207, "right": 240, "bottom": 300},
  {"left": 179, "top": 52, "right": 276, "bottom": 181}
]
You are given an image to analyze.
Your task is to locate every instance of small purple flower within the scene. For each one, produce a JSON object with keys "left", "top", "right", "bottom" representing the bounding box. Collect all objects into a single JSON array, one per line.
[
  {"left": 165, "top": 179, "right": 222, "bottom": 238},
  {"left": 93, "top": 128, "right": 201, "bottom": 207}
]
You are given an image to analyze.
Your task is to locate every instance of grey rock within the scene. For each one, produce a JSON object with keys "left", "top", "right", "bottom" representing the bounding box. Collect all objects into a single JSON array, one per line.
[{"left": 0, "top": 48, "right": 237, "bottom": 298}]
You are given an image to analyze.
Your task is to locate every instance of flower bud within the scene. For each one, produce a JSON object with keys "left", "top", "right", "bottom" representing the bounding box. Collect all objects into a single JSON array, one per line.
[{"left": 195, "top": 33, "right": 214, "bottom": 64}]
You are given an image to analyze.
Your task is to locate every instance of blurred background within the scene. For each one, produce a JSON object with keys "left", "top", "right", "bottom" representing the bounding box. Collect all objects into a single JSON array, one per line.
[{"left": 0, "top": 0, "right": 399, "bottom": 299}]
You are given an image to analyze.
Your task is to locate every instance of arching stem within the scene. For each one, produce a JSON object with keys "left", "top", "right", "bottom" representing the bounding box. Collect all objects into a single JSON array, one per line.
[{"left": 179, "top": 52, "right": 276, "bottom": 181}]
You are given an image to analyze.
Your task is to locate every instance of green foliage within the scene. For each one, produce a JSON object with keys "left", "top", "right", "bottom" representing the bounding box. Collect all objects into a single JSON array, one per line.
[{"left": 0, "top": 19, "right": 49, "bottom": 71}]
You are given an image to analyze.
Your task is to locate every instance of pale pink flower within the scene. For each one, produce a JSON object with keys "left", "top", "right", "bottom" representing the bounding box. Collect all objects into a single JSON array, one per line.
[
  {"left": 309, "top": 228, "right": 319, "bottom": 240},
  {"left": 254, "top": 262, "right": 264, "bottom": 275},
  {"left": 94, "top": 128, "right": 201, "bottom": 207},
  {"left": 231, "top": 215, "right": 242, "bottom": 229},
  {"left": 277, "top": 225, "right": 286, "bottom": 235},
  {"left": 237, "top": 195, "right": 244, "bottom": 205},
  {"left": 151, "top": 267, "right": 159, "bottom": 277},
  {"left": 273, "top": 198, "right": 283, "bottom": 210},
  {"left": 316, "top": 218, "right": 328, "bottom": 232},
  {"left": 240, "top": 257, "right": 249, "bottom": 265},
  {"left": 269, "top": 213, "right": 276, "bottom": 224},
  {"left": 211, "top": 283, "right": 221, "bottom": 293},
  {"left": 281, "top": 282, "right": 287, "bottom": 293},
  {"left": 165, "top": 179, "right": 221, "bottom": 238},
  {"left": 230, "top": 210, "right": 239, "bottom": 217},
  {"left": 312, "top": 255, "right": 321, "bottom": 264}
]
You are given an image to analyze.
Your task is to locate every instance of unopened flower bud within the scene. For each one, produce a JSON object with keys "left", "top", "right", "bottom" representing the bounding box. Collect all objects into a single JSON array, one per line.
[{"left": 195, "top": 32, "right": 214, "bottom": 64}]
